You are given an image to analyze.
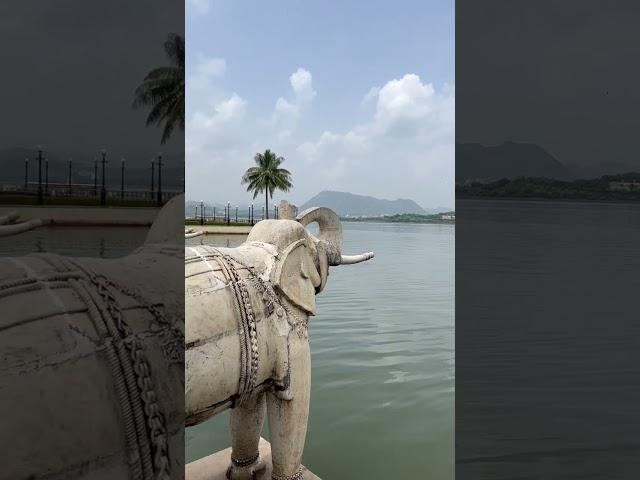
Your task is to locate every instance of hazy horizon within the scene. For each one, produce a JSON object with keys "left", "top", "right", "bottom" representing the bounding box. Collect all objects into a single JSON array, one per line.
[{"left": 185, "top": 189, "right": 453, "bottom": 212}]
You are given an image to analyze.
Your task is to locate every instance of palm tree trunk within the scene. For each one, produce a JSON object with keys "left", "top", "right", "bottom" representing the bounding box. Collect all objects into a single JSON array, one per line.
[{"left": 265, "top": 190, "right": 269, "bottom": 219}]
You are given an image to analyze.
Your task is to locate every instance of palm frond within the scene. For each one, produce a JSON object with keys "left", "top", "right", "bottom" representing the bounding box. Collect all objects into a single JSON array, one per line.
[{"left": 132, "top": 33, "right": 184, "bottom": 143}]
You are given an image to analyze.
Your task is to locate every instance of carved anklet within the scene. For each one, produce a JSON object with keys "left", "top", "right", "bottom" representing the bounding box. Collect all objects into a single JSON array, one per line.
[
  {"left": 231, "top": 452, "right": 260, "bottom": 467},
  {"left": 272, "top": 467, "right": 304, "bottom": 480}
]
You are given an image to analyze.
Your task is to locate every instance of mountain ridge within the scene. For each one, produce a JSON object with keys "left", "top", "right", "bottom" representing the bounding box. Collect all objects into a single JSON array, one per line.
[
  {"left": 299, "top": 190, "right": 434, "bottom": 216},
  {"left": 456, "top": 141, "right": 572, "bottom": 181}
]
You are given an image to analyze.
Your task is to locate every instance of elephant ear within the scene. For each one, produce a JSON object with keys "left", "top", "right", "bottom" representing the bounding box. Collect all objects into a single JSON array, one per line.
[{"left": 273, "top": 239, "right": 321, "bottom": 315}]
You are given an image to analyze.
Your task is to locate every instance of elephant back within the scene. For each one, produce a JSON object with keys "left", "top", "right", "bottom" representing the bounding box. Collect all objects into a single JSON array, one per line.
[
  {"left": 185, "top": 244, "right": 293, "bottom": 425},
  {"left": 0, "top": 249, "right": 185, "bottom": 480}
]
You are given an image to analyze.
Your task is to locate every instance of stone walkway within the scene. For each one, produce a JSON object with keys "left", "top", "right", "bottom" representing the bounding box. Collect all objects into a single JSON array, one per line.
[
  {"left": 0, "top": 205, "right": 160, "bottom": 226},
  {"left": 186, "top": 224, "right": 253, "bottom": 235}
]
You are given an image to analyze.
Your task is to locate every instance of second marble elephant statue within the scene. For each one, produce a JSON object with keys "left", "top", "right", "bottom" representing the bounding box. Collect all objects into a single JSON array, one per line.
[{"left": 185, "top": 207, "right": 373, "bottom": 480}]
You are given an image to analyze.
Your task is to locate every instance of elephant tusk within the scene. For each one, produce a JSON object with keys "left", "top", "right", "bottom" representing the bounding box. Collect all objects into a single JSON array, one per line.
[{"left": 339, "top": 252, "right": 375, "bottom": 265}]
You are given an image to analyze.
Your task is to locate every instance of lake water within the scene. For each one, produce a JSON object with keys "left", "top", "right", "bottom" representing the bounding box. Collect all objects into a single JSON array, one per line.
[
  {"left": 0, "top": 226, "right": 149, "bottom": 258},
  {"left": 456, "top": 199, "right": 640, "bottom": 479},
  {"left": 185, "top": 222, "right": 455, "bottom": 479}
]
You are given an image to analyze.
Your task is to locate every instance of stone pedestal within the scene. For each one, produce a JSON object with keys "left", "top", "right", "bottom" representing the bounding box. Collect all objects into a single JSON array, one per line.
[{"left": 186, "top": 438, "right": 321, "bottom": 480}]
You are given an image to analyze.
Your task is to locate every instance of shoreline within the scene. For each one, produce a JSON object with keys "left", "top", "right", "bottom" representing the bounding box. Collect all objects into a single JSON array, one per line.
[
  {"left": 456, "top": 195, "right": 640, "bottom": 207},
  {"left": 185, "top": 220, "right": 455, "bottom": 232},
  {"left": 341, "top": 219, "right": 454, "bottom": 225}
]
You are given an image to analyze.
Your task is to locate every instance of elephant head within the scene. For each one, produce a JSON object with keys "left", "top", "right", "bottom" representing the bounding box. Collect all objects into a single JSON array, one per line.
[{"left": 246, "top": 207, "right": 374, "bottom": 316}]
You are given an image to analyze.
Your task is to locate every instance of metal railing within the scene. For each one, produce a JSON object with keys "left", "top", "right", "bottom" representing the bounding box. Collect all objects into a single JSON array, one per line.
[
  {"left": 1, "top": 182, "right": 181, "bottom": 205},
  {"left": 186, "top": 205, "right": 280, "bottom": 225},
  {"left": 11, "top": 148, "right": 183, "bottom": 206}
]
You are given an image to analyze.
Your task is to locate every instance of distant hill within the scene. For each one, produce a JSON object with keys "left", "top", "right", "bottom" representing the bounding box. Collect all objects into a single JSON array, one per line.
[
  {"left": 456, "top": 141, "right": 572, "bottom": 181},
  {"left": 300, "top": 191, "right": 428, "bottom": 216}
]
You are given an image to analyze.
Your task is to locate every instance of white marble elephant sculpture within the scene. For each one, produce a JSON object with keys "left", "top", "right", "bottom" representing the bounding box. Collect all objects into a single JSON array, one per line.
[{"left": 185, "top": 207, "right": 374, "bottom": 480}]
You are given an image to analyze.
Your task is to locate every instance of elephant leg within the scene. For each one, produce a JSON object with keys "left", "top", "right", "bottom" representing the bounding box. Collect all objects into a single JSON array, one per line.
[
  {"left": 227, "top": 392, "right": 267, "bottom": 480},
  {"left": 267, "top": 333, "right": 311, "bottom": 480}
]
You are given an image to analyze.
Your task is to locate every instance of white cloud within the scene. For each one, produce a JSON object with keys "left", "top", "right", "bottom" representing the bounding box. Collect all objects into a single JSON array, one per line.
[
  {"left": 195, "top": 55, "right": 226, "bottom": 78},
  {"left": 375, "top": 74, "right": 435, "bottom": 122},
  {"left": 188, "top": 54, "right": 227, "bottom": 101},
  {"left": 294, "top": 74, "right": 454, "bottom": 207},
  {"left": 188, "top": 0, "right": 212, "bottom": 15},
  {"left": 362, "top": 86, "right": 380, "bottom": 105},
  {"left": 273, "top": 97, "right": 298, "bottom": 120},
  {"left": 290, "top": 68, "right": 316, "bottom": 103},
  {"left": 270, "top": 67, "right": 316, "bottom": 128},
  {"left": 187, "top": 93, "right": 248, "bottom": 157}
]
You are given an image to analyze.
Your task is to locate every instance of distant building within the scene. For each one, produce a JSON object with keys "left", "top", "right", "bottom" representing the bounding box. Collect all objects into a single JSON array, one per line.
[
  {"left": 441, "top": 213, "right": 455, "bottom": 221},
  {"left": 609, "top": 180, "right": 640, "bottom": 191}
]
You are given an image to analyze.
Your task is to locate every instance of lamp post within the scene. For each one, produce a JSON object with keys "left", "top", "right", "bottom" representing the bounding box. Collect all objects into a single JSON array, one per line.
[
  {"left": 251, "top": 203, "right": 254, "bottom": 225},
  {"left": 68, "top": 159, "right": 72, "bottom": 195},
  {"left": 93, "top": 158, "right": 98, "bottom": 196},
  {"left": 24, "top": 158, "right": 28, "bottom": 190},
  {"left": 227, "top": 201, "right": 231, "bottom": 226},
  {"left": 100, "top": 148, "right": 107, "bottom": 206},
  {"left": 37, "top": 147, "right": 43, "bottom": 204},
  {"left": 156, "top": 152, "right": 163, "bottom": 206},
  {"left": 235, "top": 205, "right": 238, "bottom": 223},
  {"left": 45, "top": 158, "right": 49, "bottom": 195},
  {"left": 213, "top": 206, "right": 216, "bottom": 222},
  {"left": 120, "top": 158, "right": 125, "bottom": 200},
  {"left": 150, "top": 158, "right": 155, "bottom": 200},
  {"left": 200, "top": 200, "right": 204, "bottom": 226},
  {"left": 262, "top": 205, "right": 265, "bottom": 220}
]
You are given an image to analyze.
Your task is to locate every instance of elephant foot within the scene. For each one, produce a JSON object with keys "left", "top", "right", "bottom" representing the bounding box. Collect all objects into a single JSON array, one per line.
[{"left": 226, "top": 454, "right": 266, "bottom": 480}]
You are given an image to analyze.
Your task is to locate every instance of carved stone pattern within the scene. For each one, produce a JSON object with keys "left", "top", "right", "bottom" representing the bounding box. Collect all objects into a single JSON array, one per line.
[
  {"left": 0, "top": 253, "right": 173, "bottom": 480},
  {"left": 211, "top": 252, "right": 259, "bottom": 405},
  {"left": 271, "top": 467, "right": 305, "bottom": 480},
  {"left": 230, "top": 452, "right": 260, "bottom": 467},
  {"left": 70, "top": 261, "right": 172, "bottom": 480}
]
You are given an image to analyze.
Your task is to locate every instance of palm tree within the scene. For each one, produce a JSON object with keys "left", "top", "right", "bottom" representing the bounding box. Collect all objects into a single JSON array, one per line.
[
  {"left": 242, "top": 150, "right": 293, "bottom": 219},
  {"left": 132, "top": 33, "right": 184, "bottom": 144}
]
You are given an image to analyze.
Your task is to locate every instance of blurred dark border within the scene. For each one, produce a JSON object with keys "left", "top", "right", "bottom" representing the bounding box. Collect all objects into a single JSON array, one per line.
[
  {"left": 0, "top": 2, "right": 184, "bottom": 479},
  {"left": 456, "top": 1, "right": 640, "bottom": 478}
]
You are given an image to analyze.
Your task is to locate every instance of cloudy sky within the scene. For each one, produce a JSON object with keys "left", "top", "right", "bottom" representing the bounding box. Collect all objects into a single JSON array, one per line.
[{"left": 186, "top": 0, "right": 454, "bottom": 209}]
